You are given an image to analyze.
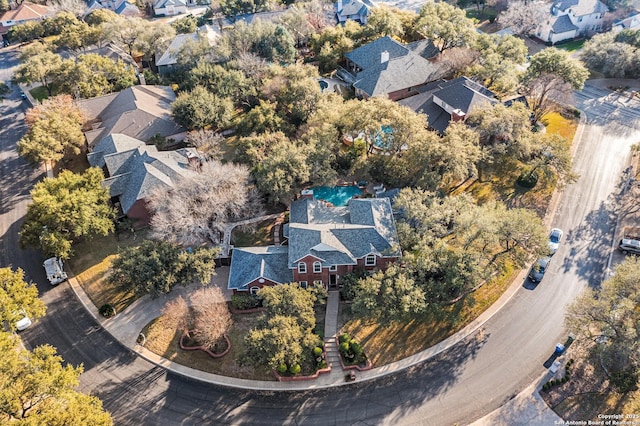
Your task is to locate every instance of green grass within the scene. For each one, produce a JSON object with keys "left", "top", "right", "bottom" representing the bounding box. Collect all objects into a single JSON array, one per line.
[
  {"left": 556, "top": 39, "right": 585, "bottom": 52},
  {"left": 230, "top": 218, "right": 279, "bottom": 247},
  {"left": 466, "top": 7, "right": 498, "bottom": 22},
  {"left": 68, "top": 230, "right": 150, "bottom": 313},
  {"left": 29, "top": 86, "right": 49, "bottom": 102}
]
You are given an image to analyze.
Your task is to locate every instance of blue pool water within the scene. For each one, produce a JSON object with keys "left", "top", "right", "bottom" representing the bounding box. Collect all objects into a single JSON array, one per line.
[
  {"left": 311, "top": 186, "right": 362, "bottom": 207},
  {"left": 373, "top": 125, "right": 394, "bottom": 149}
]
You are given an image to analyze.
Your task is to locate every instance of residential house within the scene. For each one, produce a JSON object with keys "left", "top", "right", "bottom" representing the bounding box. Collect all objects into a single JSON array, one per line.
[
  {"left": 60, "top": 43, "right": 140, "bottom": 71},
  {"left": 156, "top": 24, "right": 220, "bottom": 75},
  {"left": 0, "top": 1, "right": 51, "bottom": 38},
  {"left": 87, "top": 133, "right": 201, "bottom": 224},
  {"left": 536, "top": 0, "right": 608, "bottom": 44},
  {"left": 153, "top": 0, "right": 187, "bottom": 16},
  {"left": 86, "top": 0, "right": 140, "bottom": 16},
  {"left": 335, "top": 0, "right": 376, "bottom": 25},
  {"left": 228, "top": 192, "right": 401, "bottom": 293},
  {"left": 77, "top": 85, "right": 186, "bottom": 149},
  {"left": 338, "top": 36, "right": 445, "bottom": 101},
  {"left": 398, "top": 77, "right": 498, "bottom": 134},
  {"left": 612, "top": 12, "right": 640, "bottom": 33}
]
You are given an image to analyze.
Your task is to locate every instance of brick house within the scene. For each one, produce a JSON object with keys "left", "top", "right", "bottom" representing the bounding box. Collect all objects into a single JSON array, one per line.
[{"left": 228, "top": 193, "right": 401, "bottom": 293}]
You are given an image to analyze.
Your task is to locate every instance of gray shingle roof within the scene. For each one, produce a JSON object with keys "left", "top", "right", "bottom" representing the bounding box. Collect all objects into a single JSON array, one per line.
[
  {"left": 405, "top": 39, "right": 439, "bottom": 60},
  {"left": 398, "top": 77, "right": 497, "bottom": 134},
  {"left": 77, "top": 86, "right": 185, "bottom": 147},
  {"left": 551, "top": 14, "right": 579, "bottom": 33},
  {"left": 228, "top": 246, "right": 292, "bottom": 290},
  {"left": 91, "top": 134, "right": 198, "bottom": 214},
  {"left": 287, "top": 197, "right": 400, "bottom": 268},
  {"left": 345, "top": 36, "right": 444, "bottom": 98},
  {"left": 345, "top": 36, "right": 409, "bottom": 70}
]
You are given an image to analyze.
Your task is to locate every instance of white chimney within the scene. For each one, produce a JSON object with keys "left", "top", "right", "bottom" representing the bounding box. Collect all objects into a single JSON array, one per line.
[
  {"left": 337, "top": 0, "right": 342, "bottom": 11},
  {"left": 381, "top": 50, "right": 389, "bottom": 63}
]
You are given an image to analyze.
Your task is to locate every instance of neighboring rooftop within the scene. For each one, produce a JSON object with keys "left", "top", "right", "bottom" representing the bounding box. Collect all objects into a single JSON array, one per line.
[
  {"left": 89, "top": 133, "right": 199, "bottom": 215},
  {"left": 0, "top": 1, "right": 51, "bottom": 24},
  {"left": 78, "top": 85, "right": 186, "bottom": 147},
  {"left": 399, "top": 77, "right": 497, "bottom": 134}
]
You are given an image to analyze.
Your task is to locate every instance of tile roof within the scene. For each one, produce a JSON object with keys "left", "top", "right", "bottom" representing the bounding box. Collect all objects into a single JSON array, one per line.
[
  {"left": 0, "top": 2, "right": 50, "bottom": 23},
  {"left": 154, "top": 0, "right": 186, "bottom": 9},
  {"left": 345, "top": 36, "right": 409, "bottom": 70},
  {"left": 335, "top": 0, "right": 376, "bottom": 22},
  {"left": 77, "top": 85, "right": 185, "bottom": 147},
  {"left": 228, "top": 246, "right": 292, "bottom": 290},
  {"left": 405, "top": 39, "right": 440, "bottom": 60},
  {"left": 90, "top": 133, "right": 198, "bottom": 214}
]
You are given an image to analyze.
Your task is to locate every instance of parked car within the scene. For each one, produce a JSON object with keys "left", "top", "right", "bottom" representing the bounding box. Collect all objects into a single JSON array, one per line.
[
  {"left": 548, "top": 228, "right": 563, "bottom": 255},
  {"left": 619, "top": 238, "right": 640, "bottom": 255},
  {"left": 43, "top": 257, "right": 68, "bottom": 285},
  {"left": 529, "top": 257, "right": 551, "bottom": 283},
  {"left": 15, "top": 308, "right": 32, "bottom": 331}
]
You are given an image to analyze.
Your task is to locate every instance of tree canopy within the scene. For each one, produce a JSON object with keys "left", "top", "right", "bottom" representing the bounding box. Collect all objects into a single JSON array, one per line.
[
  {"left": 17, "top": 95, "right": 86, "bottom": 165},
  {"left": 172, "top": 86, "right": 234, "bottom": 130},
  {"left": 415, "top": 2, "right": 477, "bottom": 52},
  {"left": 521, "top": 48, "right": 589, "bottom": 122},
  {"left": 108, "top": 240, "right": 219, "bottom": 298},
  {"left": 19, "top": 168, "right": 115, "bottom": 259},
  {"left": 566, "top": 257, "right": 640, "bottom": 391},
  {"left": 0, "top": 268, "right": 46, "bottom": 332}
]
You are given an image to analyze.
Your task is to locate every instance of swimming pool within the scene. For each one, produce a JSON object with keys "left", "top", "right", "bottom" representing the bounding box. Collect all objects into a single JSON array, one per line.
[{"left": 311, "top": 186, "right": 362, "bottom": 207}]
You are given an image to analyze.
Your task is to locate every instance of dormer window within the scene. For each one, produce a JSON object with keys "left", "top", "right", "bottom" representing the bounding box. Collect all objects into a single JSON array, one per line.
[
  {"left": 365, "top": 255, "right": 376, "bottom": 266},
  {"left": 313, "top": 261, "right": 322, "bottom": 273},
  {"left": 298, "top": 262, "right": 307, "bottom": 273}
]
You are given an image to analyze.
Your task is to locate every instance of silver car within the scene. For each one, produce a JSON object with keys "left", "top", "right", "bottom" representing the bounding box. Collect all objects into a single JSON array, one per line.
[{"left": 529, "top": 257, "right": 551, "bottom": 283}]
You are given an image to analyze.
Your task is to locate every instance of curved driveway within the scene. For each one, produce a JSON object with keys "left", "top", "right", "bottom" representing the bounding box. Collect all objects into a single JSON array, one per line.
[{"left": 3, "top": 44, "right": 640, "bottom": 424}]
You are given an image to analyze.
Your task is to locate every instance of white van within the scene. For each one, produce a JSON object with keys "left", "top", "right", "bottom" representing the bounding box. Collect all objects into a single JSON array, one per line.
[{"left": 43, "top": 257, "right": 68, "bottom": 285}]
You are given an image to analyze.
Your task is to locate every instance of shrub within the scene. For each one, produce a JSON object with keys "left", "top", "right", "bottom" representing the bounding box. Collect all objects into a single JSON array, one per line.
[
  {"left": 350, "top": 341, "right": 363, "bottom": 356},
  {"left": 277, "top": 364, "right": 287, "bottom": 374},
  {"left": 313, "top": 346, "right": 323, "bottom": 357},
  {"left": 339, "top": 333, "right": 351, "bottom": 344},
  {"left": 318, "top": 360, "right": 328, "bottom": 369},
  {"left": 99, "top": 303, "right": 115, "bottom": 318},
  {"left": 611, "top": 369, "right": 639, "bottom": 393},
  {"left": 289, "top": 364, "right": 301, "bottom": 375},
  {"left": 231, "top": 293, "right": 261, "bottom": 310}
]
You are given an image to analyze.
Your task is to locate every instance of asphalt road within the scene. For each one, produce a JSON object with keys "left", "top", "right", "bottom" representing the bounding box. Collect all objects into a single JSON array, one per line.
[{"left": 2, "top": 44, "right": 640, "bottom": 425}]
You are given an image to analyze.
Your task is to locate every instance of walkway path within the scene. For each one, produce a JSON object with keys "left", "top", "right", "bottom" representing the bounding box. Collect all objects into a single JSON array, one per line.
[
  {"left": 322, "top": 291, "right": 344, "bottom": 383},
  {"left": 219, "top": 213, "right": 282, "bottom": 257}
]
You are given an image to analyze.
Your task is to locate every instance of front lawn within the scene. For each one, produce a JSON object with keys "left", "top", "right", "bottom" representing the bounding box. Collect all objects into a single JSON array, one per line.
[
  {"left": 542, "top": 111, "right": 579, "bottom": 140},
  {"left": 141, "top": 310, "right": 274, "bottom": 381},
  {"left": 29, "top": 86, "right": 50, "bottom": 102},
  {"left": 339, "top": 264, "right": 518, "bottom": 366},
  {"left": 466, "top": 7, "right": 498, "bottom": 22},
  {"left": 68, "top": 229, "right": 149, "bottom": 313},
  {"left": 555, "top": 39, "right": 585, "bottom": 52}
]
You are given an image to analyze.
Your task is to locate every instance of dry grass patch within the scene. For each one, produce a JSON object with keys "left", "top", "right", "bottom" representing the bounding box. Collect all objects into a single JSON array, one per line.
[
  {"left": 68, "top": 230, "right": 148, "bottom": 313},
  {"left": 340, "top": 264, "right": 517, "bottom": 365},
  {"left": 542, "top": 111, "right": 578, "bottom": 140},
  {"left": 141, "top": 311, "right": 274, "bottom": 381},
  {"left": 553, "top": 393, "right": 631, "bottom": 421}
]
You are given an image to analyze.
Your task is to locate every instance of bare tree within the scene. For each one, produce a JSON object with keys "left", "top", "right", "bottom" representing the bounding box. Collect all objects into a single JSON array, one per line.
[
  {"left": 161, "top": 295, "right": 190, "bottom": 334},
  {"left": 184, "top": 130, "right": 223, "bottom": 161},
  {"left": 148, "top": 161, "right": 265, "bottom": 246},
  {"left": 498, "top": 1, "right": 548, "bottom": 36},
  {"left": 49, "top": 0, "right": 88, "bottom": 16},
  {"left": 190, "top": 287, "right": 232, "bottom": 351}
]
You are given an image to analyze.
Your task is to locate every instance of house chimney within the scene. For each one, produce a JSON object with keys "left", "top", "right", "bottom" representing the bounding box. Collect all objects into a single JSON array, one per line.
[
  {"left": 381, "top": 50, "right": 389, "bottom": 63},
  {"left": 451, "top": 109, "right": 466, "bottom": 122},
  {"left": 301, "top": 189, "right": 314, "bottom": 200},
  {"left": 337, "top": 0, "right": 342, "bottom": 11}
]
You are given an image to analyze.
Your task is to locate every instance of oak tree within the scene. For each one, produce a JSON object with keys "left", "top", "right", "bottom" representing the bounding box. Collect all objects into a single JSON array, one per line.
[{"left": 19, "top": 168, "right": 115, "bottom": 259}]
